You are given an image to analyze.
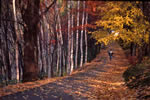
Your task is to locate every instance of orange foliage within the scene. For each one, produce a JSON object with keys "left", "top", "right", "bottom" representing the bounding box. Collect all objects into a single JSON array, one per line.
[{"left": 86, "top": 1, "right": 105, "bottom": 13}]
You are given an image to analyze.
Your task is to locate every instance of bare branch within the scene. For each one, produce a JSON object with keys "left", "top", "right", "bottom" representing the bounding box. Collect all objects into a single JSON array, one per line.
[{"left": 43, "top": 0, "right": 57, "bottom": 14}]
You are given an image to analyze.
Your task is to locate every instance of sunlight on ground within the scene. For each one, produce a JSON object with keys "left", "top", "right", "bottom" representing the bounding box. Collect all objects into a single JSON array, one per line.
[
  {"left": 0, "top": 77, "right": 64, "bottom": 97},
  {"left": 0, "top": 43, "right": 137, "bottom": 100}
]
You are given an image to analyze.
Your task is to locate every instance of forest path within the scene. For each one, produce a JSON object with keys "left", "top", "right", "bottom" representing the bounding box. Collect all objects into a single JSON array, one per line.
[{"left": 1, "top": 43, "right": 136, "bottom": 100}]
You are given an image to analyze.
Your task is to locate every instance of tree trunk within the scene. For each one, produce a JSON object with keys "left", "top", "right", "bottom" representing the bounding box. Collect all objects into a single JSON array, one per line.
[
  {"left": 48, "top": 29, "right": 55, "bottom": 78},
  {"left": 39, "top": 25, "right": 44, "bottom": 75},
  {"left": 70, "top": 2, "right": 74, "bottom": 73},
  {"left": 75, "top": 1, "right": 80, "bottom": 69},
  {"left": 80, "top": 1, "right": 85, "bottom": 67},
  {"left": 4, "top": 21, "right": 11, "bottom": 81},
  {"left": 22, "top": 0, "right": 40, "bottom": 82},
  {"left": 56, "top": 23, "right": 60, "bottom": 75},
  {"left": 130, "top": 42, "right": 136, "bottom": 56},
  {"left": 0, "top": 0, "right": 1, "bottom": 27},
  {"left": 138, "top": 46, "right": 143, "bottom": 63},
  {"left": 12, "top": 0, "right": 20, "bottom": 82},
  {"left": 85, "top": 12, "right": 88, "bottom": 63},
  {"left": 67, "top": 1, "right": 71, "bottom": 74},
  {"left": 57, "top": 10, "right": 63, "bottom": 76},
  {"left": 46, "top": 31, "right": 51, "bottom": 78}
]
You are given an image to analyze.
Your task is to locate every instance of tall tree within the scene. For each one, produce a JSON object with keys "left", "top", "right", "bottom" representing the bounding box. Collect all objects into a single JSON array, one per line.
[
  {"left": 57, "top": 4, "right": 63, "bottom": 76},
  {"left": 0, "top": 0, "right": 1, "bottom": 27},
  {"left": 84, "top": 10, "right": 88, "bottom": 63},
  {"left": 67, "top": 0, "right": 71, "bottom": 74},
  {"left": 12, "top": 0, "right": 20, "bottom": 82},
  {"left": 75, "top": 1, "right": 80, "bottom": 68},
  {"left": 3, "top": 0, "right": 11, "bottom": 81},
  {"left": 80, "top": 1, "right": 85, "bottom": 67},
  {"left": 21, "top": 0, "right": 40, "bottom": 82},
  {"left": 70, "top": 1, "right": 74, "bottom": 74}
]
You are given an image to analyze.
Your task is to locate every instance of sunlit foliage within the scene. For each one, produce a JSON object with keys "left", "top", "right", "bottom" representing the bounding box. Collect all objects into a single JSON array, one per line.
[{"left": 91, "top": 1, "right": 150, "bottom": 45}]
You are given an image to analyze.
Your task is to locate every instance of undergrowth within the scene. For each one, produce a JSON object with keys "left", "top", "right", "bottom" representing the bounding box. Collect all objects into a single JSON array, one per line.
[{"left": 123, "top": 56, "right": 150, "bottom": 99}]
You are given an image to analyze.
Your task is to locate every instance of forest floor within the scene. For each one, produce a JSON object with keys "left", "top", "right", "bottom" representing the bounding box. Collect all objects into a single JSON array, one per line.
[{"left": 0, "top": 43, "right": 139, "bottom": 100}]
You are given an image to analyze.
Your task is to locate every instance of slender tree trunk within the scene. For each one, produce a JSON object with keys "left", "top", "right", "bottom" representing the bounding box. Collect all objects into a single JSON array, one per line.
[
  {"left": 39, "top": 24, "right": 44, "bottom": 74},
  {"left": 56, "top": 23, "right": 60, "bottom": 75},
  {"left": 85, "top": 12, "right": 88, "bottom": 63},
  {"left": 55, "top": 4, "right": 59, "bottom": 75},
  {"left": 46, "top": 30, "right": 50, "bottom": 77},
  {"left": 42, "top": 20, "right": 47, "bottom": 74},
  {"left": 67, "top": 1, "right": 71, "bottom": 74},
  {"left": 1, "top": 1, "right": 11, "bottom": 84},
  {"left": 12, "top": 0, "right": 20, "bottom": 82},
  {"left": 80, "top": 1, "right": 85, "bottom": 67},
  {"left": 47, "top": 34, "right": 52, "bottom": 78},
  {"left": 0, "top": 26, "right": 2, "bottom": 77},
  {"left": 70, "top": 3, "right": 74, "bottom": 73},
  {"left": 49, "top": 27, "right": 55, "bottom": 78},
  {"left": 62, "top": 48, "right": 66, "bottom": 76},
  {"left": 59, "top": 45, "right": 62, "bottom": 76},
  {"left": 75, "top": 1, "right": 80, "bottom": 69},
  {"left": 48, "top": 33, "right": 54, "bottom": 78},
  {"left": 138, "top": 46, "right": 143, "bottom": 63},
  {"left": 130, "top": 42, "right": 136, "bottom": 56},
  {"left": 43, "top": 15, "right": 50, "bottom": 74},
  {"left": 4, "top": 22, "right": 11, "bottom": 81},
  {"left": 57, "top": 10, "right": 63, "bottom": 76},
  {"left": 48, "top": 48, "right": 52, "bottom": 78},
  {"left": 0, "top": 0, "right": 1, "bottom": 27}
]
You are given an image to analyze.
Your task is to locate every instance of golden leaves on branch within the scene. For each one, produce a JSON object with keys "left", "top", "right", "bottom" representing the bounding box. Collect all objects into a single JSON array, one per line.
[{"left": 90, "top": 1, "right": 150, "bottom": 46}]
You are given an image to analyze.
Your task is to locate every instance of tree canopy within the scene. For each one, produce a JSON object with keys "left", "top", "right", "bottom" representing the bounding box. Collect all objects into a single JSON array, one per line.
[{"left": 91, "top": 1, "right": 150, "bottom": 46}]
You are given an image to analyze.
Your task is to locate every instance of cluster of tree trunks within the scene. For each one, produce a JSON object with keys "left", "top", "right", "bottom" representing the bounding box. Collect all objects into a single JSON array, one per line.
[{"left": 0, "top": 0, "right": 100, "bottom": 84}]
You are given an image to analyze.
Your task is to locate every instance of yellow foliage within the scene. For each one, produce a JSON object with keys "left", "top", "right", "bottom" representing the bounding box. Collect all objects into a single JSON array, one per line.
[{"left": 90, "top": 1, "right": 150, "bottom": 46}]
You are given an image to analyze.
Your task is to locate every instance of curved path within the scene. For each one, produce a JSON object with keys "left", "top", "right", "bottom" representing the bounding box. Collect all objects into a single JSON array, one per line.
[{"left": 1, "top": 43, "right": 136, "bottom": 100}]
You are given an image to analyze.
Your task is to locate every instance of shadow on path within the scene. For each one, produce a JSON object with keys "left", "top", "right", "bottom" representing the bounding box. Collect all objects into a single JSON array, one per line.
[{"left": 1, "top": 43, "right": 134, "bottom": 100}]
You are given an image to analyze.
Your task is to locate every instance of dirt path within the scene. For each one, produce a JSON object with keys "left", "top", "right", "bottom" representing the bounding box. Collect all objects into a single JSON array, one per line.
[{"left": 1, "top": 43, "right": 136, "bottom": 100}]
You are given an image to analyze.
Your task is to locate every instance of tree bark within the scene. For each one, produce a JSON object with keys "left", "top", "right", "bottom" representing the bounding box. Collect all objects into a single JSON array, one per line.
[
  {"left": 70, "top": 2, "right": 74, "bottom": 73},
  {"left": 39, "top": 25, "right": 44, "bottom": 75},
  {"left": 85, "top": 11, "right": 88, "bottom": 63},
  {"left": 0, "top": 0, "right": 1, "bottom": 27},
  {"left": 4, "top": 17, "right": 11, "bottom": 81},
  {"left": 130, "top": 42, "right": 136, "bottom": 56},
  {"left": 80, "top": 1, "right": 85, "bottom": 67},
  {"left": 67, "top": 1, "right": 71, "bottom": 74},
  {"left": 12, "top": 0, "right": 20, "bottom": 82},
  {"left": 57, "top": 10, "right": 63, "bottom": 76},
  {"left": 22, "top": 0, "right": 40, "bottom": 82},
  {"left": 56, "top": 23, "right": 60, "bottom": 75},
  {"left": 75, "top": 1, "right": 80, "bottom": 69}
]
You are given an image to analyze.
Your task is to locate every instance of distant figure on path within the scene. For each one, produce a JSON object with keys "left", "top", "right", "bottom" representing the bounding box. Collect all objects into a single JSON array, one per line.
[{"left": 108, "top": 49, "right": 114, "bottom": 61}]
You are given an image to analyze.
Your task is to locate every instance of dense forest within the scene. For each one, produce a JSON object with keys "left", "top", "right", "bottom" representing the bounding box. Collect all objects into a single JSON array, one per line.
[
  {"left": 0, "top": 0, "right": 101, "bottom": 84},
  {"left": 0, "top": 0, "right": 150, "bottom": 89}
]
